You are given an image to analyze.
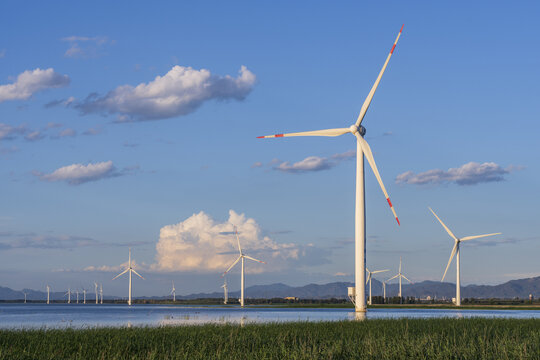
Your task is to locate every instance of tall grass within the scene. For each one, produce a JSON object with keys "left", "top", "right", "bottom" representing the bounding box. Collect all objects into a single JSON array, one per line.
[{"left": 0, "top": 318, "right": 538, "bottom": 359}]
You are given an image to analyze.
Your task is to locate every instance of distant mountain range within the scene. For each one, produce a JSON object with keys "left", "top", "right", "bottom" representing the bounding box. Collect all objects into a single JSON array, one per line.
[{"left": 2, "top": 276, "right": 539, "bottom": 301}]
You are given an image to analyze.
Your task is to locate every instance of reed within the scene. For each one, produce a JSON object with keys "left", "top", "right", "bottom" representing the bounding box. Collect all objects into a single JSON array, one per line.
[{"left": 0, "top": 318, "right": 538, "bottom": 359}]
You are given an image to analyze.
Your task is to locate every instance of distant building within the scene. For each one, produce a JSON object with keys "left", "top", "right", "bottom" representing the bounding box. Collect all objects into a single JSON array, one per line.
[{"left": 284, "top": 297, "right": 298, "bottom": 301}]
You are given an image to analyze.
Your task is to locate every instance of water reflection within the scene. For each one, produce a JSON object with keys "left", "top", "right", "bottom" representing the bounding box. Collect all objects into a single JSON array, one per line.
[{"left": 0, "top": 304, "right": 539, "bottom": 329}]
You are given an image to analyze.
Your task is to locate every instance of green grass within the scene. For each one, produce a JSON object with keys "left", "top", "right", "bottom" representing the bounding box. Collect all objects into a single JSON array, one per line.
[{"left": 1, "top": 318, "right": 539, "bottom": 359}]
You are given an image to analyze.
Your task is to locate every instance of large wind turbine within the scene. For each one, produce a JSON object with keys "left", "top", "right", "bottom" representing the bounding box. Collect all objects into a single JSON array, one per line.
[
  {"left": 387, "top": 257, "right": 411, "bottom": 301},
  {"left": 257, "top": 26, "right": 403, "bottom": 313},
  {"left": 429, "top": 207, "right": 501, "bottom": 306},
  {"left": 222, "top": 226, "right": 265, "bottom": 307},
  {"left": 221, "top": 277, "right": 228, "bottom": 305},
  {"left": 366, "top": 268, "right": 389, "bottom": 305},
  {"left": 112, "top": 248, "right": 144, "bottom": 306},
  {"left": 170, "top": 281, "right": 176, "bottom": 302}
]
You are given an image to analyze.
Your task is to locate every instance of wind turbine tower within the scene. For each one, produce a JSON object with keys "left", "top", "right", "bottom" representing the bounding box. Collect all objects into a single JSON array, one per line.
[
  {"left": 65, "top": 288, "right": 71, "bottom": 304},
  {"left": 112, "top": 248, "right": 145, "bottom": 306},
  {"left": 221, "top": 277, "right": 228, "bottom": 305},
  {"left": 429, "top": 207, "right": 501, "bottom": 306},
  {"left": 83, "top": 289, "right": 87, "bottom": 304},
  {"left": 170, "top": 281, "right": 176, "bottom": 302},
  {"left": 94, "top": 282, "right": 99, "bottom": 304},
  {"left": 76, "top": 290, "right": 79, "bottom": 304},
  {"left": 222, "top": 226, "right": 265, "bottom": 307},
  {"left": 257, "top": 26, "right": 404, "bottom": 313},
  {"left": 366, "top": 268, "right": 388, "bottom": 305},
  {"left": 100, "top": 284, "right": 103, "bottom": 304},
  {"left": 46, "top": 285, "right": 50, "bottom": 304}
]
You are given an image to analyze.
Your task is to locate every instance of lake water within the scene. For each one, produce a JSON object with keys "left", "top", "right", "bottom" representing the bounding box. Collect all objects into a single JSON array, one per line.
[{"left": 1, "top": 304, "right": 539, "bottom": 329}]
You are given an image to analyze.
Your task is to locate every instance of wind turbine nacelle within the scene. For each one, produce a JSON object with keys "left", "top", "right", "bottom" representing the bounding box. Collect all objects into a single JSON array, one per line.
[{"left": 349, "top": 125, "right": 366, "bottom": 136}]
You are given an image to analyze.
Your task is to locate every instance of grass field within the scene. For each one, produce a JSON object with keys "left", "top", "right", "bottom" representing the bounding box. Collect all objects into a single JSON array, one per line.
[{"left": 1, "top": 318, "right": 539, "bottom": 359}]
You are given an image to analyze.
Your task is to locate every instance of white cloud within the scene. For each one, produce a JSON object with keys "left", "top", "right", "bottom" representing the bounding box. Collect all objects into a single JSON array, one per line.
[
  {"left": 151, "top": 210, "right": 328, "bottom": 273},
  {"left": 74, "top": 65, "right": 256, "bottom": 121},
  {"left": 58, "top": 128, "right": 76, "bottom": 137},
  {"left": 36, "top": 161, "right": 117, "bottom": 185},
  {"left": 0, "top": 123, "right": 26, "bottom": 140},
  {"left": 271, "top": 150, "right": 355, "bottom": 174},
  {"left": 0, "top": 68, "right": 70, "bottom": 102},
  {"left": 62, "top": 36, "right": 111, "bottom": 58},
  {"left": 0, "top": 232, "right": 98, "bottom": 250},
  {"left": 396, "top": 162, "right": 521, "bottom": 186},
  {"left": 24, "top": 131, "right": 44, "bottom": 142}
]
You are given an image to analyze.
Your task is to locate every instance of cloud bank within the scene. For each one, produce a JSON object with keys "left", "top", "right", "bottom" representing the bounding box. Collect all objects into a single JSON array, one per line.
[
  {"left": 0, "top": 68, "right": 70, "bottom": 102},
  {"left": 0, "top": 123, "right": 26, "bottom": 140},
  {"left": 0, "top": 232, "right": 98, "bottom": 250},
  {"left": 151, "top": 210, "right": 327, "bottom": 273},
  {"left": 269, "top": 150, "right": 355, "bottom": 174},
  {"left": 396, "top": 162, "right": 521, "bottom": 186},
  {"left": 74, "top": 65, "right": 256, "bottom": 121}
]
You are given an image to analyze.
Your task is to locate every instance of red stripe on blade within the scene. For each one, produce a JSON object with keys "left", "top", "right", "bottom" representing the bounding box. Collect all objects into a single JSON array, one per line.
[
  {"left": 396, "top": 218, "right": 400, "bottom": 226},
  {"left": 387, "top": 198, "right": 393, "bottom": 207},
  {"left": 256, "top": 136, "right": 264, "bottom": 138},
  {"left": 400, "top": 24, "right": 404, "bottom": 32},
  {"left": 390, "top": 44, "right": 396, "bottom": 54},
  {"left": 275, "top": 134, "right": 284, "bottom": 137}
]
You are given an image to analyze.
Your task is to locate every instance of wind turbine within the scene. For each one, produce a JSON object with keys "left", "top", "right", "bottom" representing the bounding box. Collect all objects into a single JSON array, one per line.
[
  {"left": 387, "top": 257, "right": 411, "bottom": 302},
  {"left": 222, "top": 226, "right": 265, "bottom": 307},
  {"left": 65, "top": 288, "right": 71, "bottom": 304},
  {"left": 94, "top": 282, "right": 99, "bottom": 304},
  {"left": 257, "top": 26, "right": 404, "bottom": 313},
  {"left": 366, "top": 268, "right": 389, "bottom": 305},
  {"left": 221, "top": 277, "right": 228, "bottom": 305},
  {"left": 429, "top": 207, "right": 501, "bottom": 306},
  {"left": 76, "top": 289, "right": 79, "bottom": 304},
  {"left": 170, "top": 281, "right": 176, "bottom": 302},
  {"left": 112, "top": 248, "right": 144, "bottom": 306},
  {"left": 83, "top": 288, "right": 87, "bottom": 304},
  {"left": 46, "top": 285, "right": 50, "bottom": 304},
  {"left": 382, "top": 280, "right": 387, "bottom": 302},
  {"left": 100, "top": 284, "right": 103, "bottom": 304},
  {"left": 23, "top": 291, "right": 27, "bottom": 304}
]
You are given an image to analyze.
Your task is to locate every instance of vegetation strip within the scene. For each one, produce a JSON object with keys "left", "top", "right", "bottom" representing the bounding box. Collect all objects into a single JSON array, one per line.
[{"left": 1, "top": 318, "right": 539, "bottom": 359}]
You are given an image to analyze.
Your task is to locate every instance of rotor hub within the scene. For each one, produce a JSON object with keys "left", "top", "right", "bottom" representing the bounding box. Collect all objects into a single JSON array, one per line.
[{"left": 349, "top": 125, "right": 366, "bottom": 136}]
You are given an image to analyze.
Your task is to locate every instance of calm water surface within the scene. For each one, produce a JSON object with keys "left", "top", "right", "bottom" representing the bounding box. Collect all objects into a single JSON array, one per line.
[{"left": 0, "top": 304, "right": 539, "bottom": 329}]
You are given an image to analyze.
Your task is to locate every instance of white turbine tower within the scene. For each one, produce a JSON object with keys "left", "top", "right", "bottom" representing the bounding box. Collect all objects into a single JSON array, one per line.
[
  {"left": 94, "top": 282, "right": 99, "bottom": 304},
  {"left": 366, "top": 268, "right": 389, "bottom": 305},
  {"left": 382, "top": 280, "right": 387, "bottom": 302},
  {"left": 83, "top": 288, "right": 87, "bottom": 304},
  {"left": 221, "top": 277, "right": 228, "bottom": 305},
  {"left": 65, "top": 288, "right": 71, "bottom": 304},
  {"left": 222, "top": 226, "right": 265, "bottom": 307},
  {"left": 23, "top": 292, "right": 27, "bottom": 304},
  {"left": 170, "top": 281, "right": 176, "bottom": 302},
  {"left": 112, "top": 248, "right": 144, "bottom": 306},
  {"left": 429, "top": 207, "right": 501, "bottom": 306},
  {"left": 100, "top": 284, "right": 103, "bottom": 304},
  {"left": 76, "top": 289, "right": 79, "bottom": 304},
  {"left": 46, "top": 285, "right": 50, "bottom": 304},
  {"left": 257, "top": 26, "right": 404, "bottom": 313},
  {"left": 387, "top": 257, "right": 411, "bottom": 302}
]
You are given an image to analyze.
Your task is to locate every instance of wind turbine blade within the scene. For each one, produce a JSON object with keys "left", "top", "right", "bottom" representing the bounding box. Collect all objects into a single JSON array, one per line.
[
  {"left": 372, "top": 269, "right": 390, "bottom": 274},
  {"left": 387, "top": 274, "right": 400, "bottom": 281},
  {"left": 460, "top": 233, "right": 502, "bottom": 242},
  {"left": 112, "top": 268, "right": 129, "bottom": 280},
  {"left": 355, "top": 24, "right": 404, "bottom": 127},
  {"left": 357, "top": 136, "right": 399, "bottom": 225},
  {"left": 223, "top": 256, "right": 241, "bottom": 275},
  {"left": 257, "top": 128, "right": 350, "bottom": 139},
  {"left": 234, "top": 226, "right": 242, "bottom": 254},
  {"left": 429, "top": 207, "right": 458, "bottom": 241},
  {"left": 244, "top": 255, "right": 265, "bottom": 264},
  {"left": 132, "top": 269, "right": 144, "bottom": 280},
  {"left": 441, "top": 242, "right": 458, "bottom": 282},
  {"left": 402, "top": 275, "right": 412, "bottom": 284}
]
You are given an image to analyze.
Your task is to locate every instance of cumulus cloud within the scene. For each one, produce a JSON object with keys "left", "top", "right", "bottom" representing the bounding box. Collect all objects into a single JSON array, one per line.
[
  {"left": 271, "top": 150, "right": 355, "bottom": 174},
  {"left": 396, "top": 162, "right": 521, "bottom": 186},
  {"left": 0, "top": 68, "right": 70, "bottom": 102},
  {"left": 73, "top": 65, "right": 256, "bottom": 121},
  {"left": 57, "top": 128, "right": 76, "bottom": 138},
  {"left": 151, "top": 210, "right": 328, "bottom": 273},
  {"left": 24, "top": 131, "right": 44, "bottom": 142},
  {"left": 62, "top": 36, "right": 111, "bottom": 58},
  {"left": 0, "top": 123, "right": 26, "bottom": 140}
]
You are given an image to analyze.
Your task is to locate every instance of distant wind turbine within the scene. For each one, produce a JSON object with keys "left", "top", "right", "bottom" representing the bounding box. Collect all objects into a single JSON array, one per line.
[
  {"left": 65, "top": 288, "right": 71, "bottom": 304},
  {"left": 221, "top": 277, "right": 228, "bottom": 305},
  {"left": 429, "top": 207, "right": 501, "bottom": 306},
  {"left": 256, "top": 25, "right": 404, "bottom": 313},
  {"left": 112, "top": 248, "right": 144, "bottom": 306},
  {"left": 94, "top": 282, "right": 99, "bottom": 304},
  {"left": 46, "top": 285, "right": 50, "bottom": 304},
  {"left": 387, "top": 257, "right": 411, "bottom": 302},
  {"left": 382, "top": 280, "right": 387, "bottom": 302},
  {"left": 83, "top": 288, "right": 87, "bottom": 304},
  {"left": 23, "top": 291, "right": 27, "bottom": 304},
  {"left": 366, "top": 268, "right": 389, "bottom": 305},
  {"left": 222, "top": 226, "right": 265, "bottom": 307},
  {"left": 100, "top": 284, "right": 103, "bottom": 304},
  {"left": 76, "top": 289, "right": 79, "bottom": 304},
  {"left": 170, "top": 281, "right": 176, "bottom": 302}
]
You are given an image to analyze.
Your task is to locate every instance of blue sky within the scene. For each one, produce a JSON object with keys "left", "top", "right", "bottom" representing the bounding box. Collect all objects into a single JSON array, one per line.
[{"left": 0, "top": 1, "right": 539, "bottom": 298}]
